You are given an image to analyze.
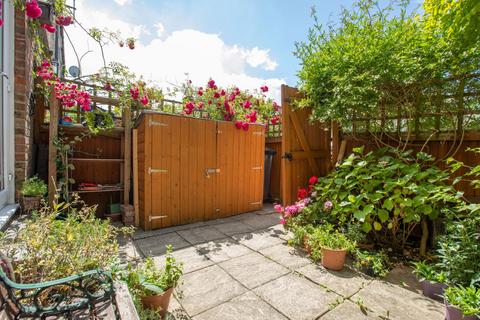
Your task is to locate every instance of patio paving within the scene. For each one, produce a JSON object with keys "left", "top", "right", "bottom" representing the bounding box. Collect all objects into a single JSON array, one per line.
[{"left": 124, "top": 205, "right": 445, "bottom": 320}]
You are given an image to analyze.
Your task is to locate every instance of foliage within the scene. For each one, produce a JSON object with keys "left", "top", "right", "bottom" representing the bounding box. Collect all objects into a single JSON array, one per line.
[
  {"left": 294, "top": 0, "right": 480, "bottom": 134},
  {"left": 21, "top": 176, "right": 47, "bottom": 197},
  {"left": 0, "top": 199, "right": 132, "bottom": 283},
  {"left": 444, "top": 286, "right": 480, "bottom": 316},
  {"left": 84, "top": 110, "right": 115, "bottom": 134},
  {"left": 311, "top": 147, "right": 463, "bottom": 251},
  {"left": 412, "top": 261, "right": 446, "bottom": 283},
  {"left": 353, "top": 250, "right": 390, "bottom": 278},
  {"left": 122, "top": 246, "right": 183, "bottom": 297},
  {"left": 288, "top": 223, "right": 314, "bottom": 247},
  {"left": 177, "top": 79, "right": 280, "bottom": 130},
  {"left": 436, "top": 216, "right": 480, "bottom": 287},
  {"left": 307, "top": 224, "right": 356, "bottom": 261}
]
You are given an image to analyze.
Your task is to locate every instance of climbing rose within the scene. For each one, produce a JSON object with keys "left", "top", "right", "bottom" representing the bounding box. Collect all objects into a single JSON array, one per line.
[
  {"left": 273, "top": 101, "right": 279, "bottom": 111},
  {"left": 197, "top": 102, "right": 204, "bottom": 109},
  {"left": 207, "top": 79, "right": 215, "bottom": 89},
  {"left": 41, "top": 24, "right": 56, "bottom": 33},
  {"left": 55, "top": 16, "right": 73, "bottom": 26},
  {"left": 246, "top": 110, "right": 257, "bottom": 123},
  {"left": 270, "top": 116, "right": 279, "bottom": 125},
  {"left": 297, "top": 188, "right": 308, "bottom": 200},
  {"left": 197, "top": 89, "right": 203, "bottom": 96},
  {"left": 243, "top": 100, "right": 251, "bottom": 109},
  {"left": 260, "top": 85, "right": 268, "bottom": 93},
  {"left": 242, "top": 122, "right": 249, "bottom": 131},
  {"left": 129, "top": 87, "right": 139, "bottom": 100},
  {"left": 140, "top": 95, "right": 149, "bottom": 106},
  {"left": 235, "top": 120, "right": 243, "bottom": 129},
  {"left": 213, "top": 92, "right": 220, "bottom": 99},
  {"left": 103, "top": 82, "right": 113, "bottom": 91},
  {"left": 308, "top": 176, "right": 318, "bottom": 186},
  {"left": 25, "top": 0, "right": 42, "bottom": 19}
]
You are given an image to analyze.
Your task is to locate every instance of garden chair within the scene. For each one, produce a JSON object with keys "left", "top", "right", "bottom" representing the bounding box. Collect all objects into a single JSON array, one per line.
[{"left": 0, "top": 252, "right": 119, "bottom": 319}]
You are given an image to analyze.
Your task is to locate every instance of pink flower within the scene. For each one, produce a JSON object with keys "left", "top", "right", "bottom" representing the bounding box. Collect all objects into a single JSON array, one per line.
[
  {"left": 297, "top": 188, "right": 308, "bottom": 200},
  {"left": 103, "top": 82, "right": 113, "bottom": 91},
  {"left": 280, "top": 217, "right": 286, "bottom": 225},
  {"left": 308, "top": 176, "right": 318, "bottom": 186},
  {"left": 274, "top": 204, "right": 283, "bottom": 213},
  {"left": 242, "top": 122, "right": 249, "bottom": 131},
  {"left": 273, "top": 101, "right": 279, "bottom": 111},
  {"left": 55, "top": 16, "right": 73, "bottom": 26},
  {"left": 25, "top": 0, "right": 42, "bottom": 19},
  {"left": 42, "top": 24, "right": 56, "bottom": 33},
  {"left": 243, "top": 100, "right": 251, "bottom": 109},
  {"left": 246, "top": 110, "right": 257, "bottom": 123},
  {"left": 129, "top": 87, "right": 139, "bottom": 100},
  {"left": 140, "top": 95, "right": 149, "bottom": 106},
  {"left": 208, "top": 79, "right": 215, "bottom": 89},
  {"left": 197, "top": 90, "right": 203, "bottom": 96},
  {"left": 235, "top": 120, "right": 243, "bottom": 129},
  {"left": 213, "top": 92, "right": 220, "bottom": 99},
  {"left": 220, "top": 89, "right": 226, "bottom": 96},
  {"left": 260, "top": 85, "right": 268, "bottom": 93},
  {"left": 270, "top": 116, "right": 279, "bottom": 125},
  {"left": 197, "top": 102, "right": 204, "bottom": 109},
  {"left": 324, "top": 201, "right": 333, "bottom": 211}
]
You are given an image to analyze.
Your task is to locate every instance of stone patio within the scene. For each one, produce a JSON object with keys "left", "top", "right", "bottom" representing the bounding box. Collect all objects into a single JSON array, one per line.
[{"left": 120, "top": 206, "right": 445, "bottom": 320}]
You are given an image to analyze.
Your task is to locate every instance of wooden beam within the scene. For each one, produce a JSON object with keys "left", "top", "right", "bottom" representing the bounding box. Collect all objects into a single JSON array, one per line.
[
  {"left": 133, "top": 129, "right": 139, "bottom": 227},
  {"left": 281, "top": 85, "right": 292, "bottom": 206},
  {"left": 124, "top": 107, "right": 132, "bottom": 205},
  {"left": 289, "top": 110, "right": 320, "bottom": 173},
  {"left": 336, "top": 140, "right": 347, "bottom": 165},
  {"left": 331, "top": 121, "right": 340, "bottom": 165},
  {"left": 48, "top": 96, "right": 59, "bottom": 206}
]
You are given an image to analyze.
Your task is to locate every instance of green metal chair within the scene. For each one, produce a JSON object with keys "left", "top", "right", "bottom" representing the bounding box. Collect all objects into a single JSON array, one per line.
[{"left": 0, "top": 253, "right": 118, "bottom": 319}]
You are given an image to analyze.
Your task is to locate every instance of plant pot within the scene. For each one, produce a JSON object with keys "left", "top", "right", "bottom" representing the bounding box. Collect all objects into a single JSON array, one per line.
[
  {"left": 421, "top": 280, "right": 446, "bottom": 301},
  {"left": 321, "top": 247, "right": 347, "bottom": 271},
  {"left": 20, "top": 195, "right": 42, "bottom": 213},
  {"left": 445, "top": 301, "right": 479, "bottom": 320},
  {"left": 303, "top": 235, "right": 311, "bottom": 255},
  {"left": 141, "top": 287, "right": 174, "bottom": 319}
]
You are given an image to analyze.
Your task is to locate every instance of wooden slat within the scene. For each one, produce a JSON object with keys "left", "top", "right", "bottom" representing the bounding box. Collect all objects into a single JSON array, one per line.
[
  {"left": 48, "top": 96, "right": 59, "bottom": 206},
  {"left": 288, "top": 111, "right": 320, "bottom": 173},
  {"left": 124, "top": 107, "right": 132, "bottom": 205},
  {"left": 133, "top": 129, "right": 139, "bottom": 227}
]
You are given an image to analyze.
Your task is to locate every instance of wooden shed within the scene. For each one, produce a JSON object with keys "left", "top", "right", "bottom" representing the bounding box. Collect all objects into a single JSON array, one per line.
[{"left": 135, "top": 111, "right": 265, "bottom": 230}]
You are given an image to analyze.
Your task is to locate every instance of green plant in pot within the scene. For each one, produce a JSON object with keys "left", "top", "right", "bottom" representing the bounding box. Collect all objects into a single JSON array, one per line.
[
  {"left": 412, "top": 261, "right": 447, "bottom": 301},
  {"left": 20, "top": 176, "right": 47, "bottom": 213},
  {"left": 353, "top": 250, "right": 389, "bottom": 278},
  {"left": 308, "top": 224, "right": 356, "bottom": 271},
  {"left": 444, "top": 286, "right": 480, "bottom": 320},
  {"left": 125, "top": 246, "right": 183, "bottom": 318}
]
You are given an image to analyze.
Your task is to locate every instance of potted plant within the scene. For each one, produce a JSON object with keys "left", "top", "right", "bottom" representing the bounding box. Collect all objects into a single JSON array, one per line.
[
  {"left": 125, "top": 246, "right": 183, "bottom": 319},
  {"left": 20, "top": 177, "right": 47, "bottom": 213},
  {"left": 412, "top": 261, "right": 447, "bottom": 301},
  {"left": 308, "top": 225, "right": 356, "bottom": 271},
  {"left": 444, "top": 286, "right": 480, "bottom": 320},
  {"left": 353, "top": 249, "right": 389, "bottom": 278}
]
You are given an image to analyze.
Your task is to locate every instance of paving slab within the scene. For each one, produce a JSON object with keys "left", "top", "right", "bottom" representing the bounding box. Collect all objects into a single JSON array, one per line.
[
  {"left": 154, "top": 246, "right": 213, "bottom": 274},
  {"left": 178, "top": 265, "right": 246, "bottom": 316},
  {"left": 195, "top": 238, "right": 253, "bottom": 263},
  {"left": 177, "top": 226, "right": 226, "bottom": 245},
  {"left": 211, "top": 220, "right": 256, "bottom": 236},
  {"left": 232, "top": 229, "right": 285, "bottom": 251},
  {"left": 219, "top": 252, "right": 289, "bottom": 289},
  {"left": 167, "top": 295, "right": 191, "bottom": 320},
  {"left": 266, "top": 224, "right": 291, "bottom": 241},
  {"left": 240, "top": 213, "right": 280, "bottom": 230},
  {"left": 193, "top": 291, "right": 287, "bottom": 320},
  {"left": 132, "top": 221, "right": 209, "bottom": 240},
  {"left": 118, "top": 236, "right": 143, "bottom": 261},
  {"left": 136, "top": 232, "right": 190, "bottom": 256},
  {"left": 384, "top": 264, "right": 422, "bottom": 294},
  {"left": 254, "top": 274, "right": 338, "bottom": 320},
  {"left": 296, "top": 264, "right": 371, "bottom": 297},
  {"left": 352, "top": 280, "right": 444, "bottom": 320},
  {"left": 320, "top": 300, "right": 376, "bottom": 319},
  {"left": 259, "top": 244, "right": 311, "bottom": 270}
]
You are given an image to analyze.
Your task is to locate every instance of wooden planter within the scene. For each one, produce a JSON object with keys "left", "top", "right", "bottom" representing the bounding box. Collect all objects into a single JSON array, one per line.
[
  {"left": 20, "top": 196, "right": 42, "bottom": 213},
  {"left": 135, "top": 112, "right": 265, "bottom": 230}
]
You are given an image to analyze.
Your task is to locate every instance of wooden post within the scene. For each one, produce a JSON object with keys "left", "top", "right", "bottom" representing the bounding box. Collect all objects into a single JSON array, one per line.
[
  {"left": 124, "top": 107, "right": 132, "bottom": 205},
  {"left": 133, "top": 129, "right": 139, "bottom": 226},
  {"left": 331, "top": 121, "right": 340, "bottom": 166},
  {"left": 281, "top": 85, "right": 292, "bottom": 206},
  {"left": 48, "top": 96, "right": 59, "bottom": 206}
]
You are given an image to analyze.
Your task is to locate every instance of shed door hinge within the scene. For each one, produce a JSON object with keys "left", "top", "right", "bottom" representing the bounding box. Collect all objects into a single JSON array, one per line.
[
  {"left": 149, "top": 168, "right": 168, "bottom": 174},
  {"left": 252, "top": 166, "right": 262, "bottom": 170},
  {"left": 149, "top": 119, "right": 168, "bottom": 127},
  {"left": 149, "top": 215, "right": 167, "bottom": 221}
]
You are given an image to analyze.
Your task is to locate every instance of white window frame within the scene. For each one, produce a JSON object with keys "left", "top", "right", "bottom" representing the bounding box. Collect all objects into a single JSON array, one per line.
[{"left": 0, "top": 0, "right": 15, "bottom": 208}]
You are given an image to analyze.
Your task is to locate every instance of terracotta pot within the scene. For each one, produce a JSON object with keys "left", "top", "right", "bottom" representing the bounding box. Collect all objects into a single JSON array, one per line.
[
  {"left": 303, "top": 235, "right": 312, "bottom": 255},
  {"left": 421, "top": 280, "right": 446, "bottom": 301},
  {"left": 321, "top": 247, "right": 347, "bottom": 271},
  {"left": 20, "top": 195, "right": 42, "bottom": 213},
  {"left": 445, "top": 301, "right": 479, "bottom": 320},
  {"left": 141, "top": 287, "right": 173, "bottom": 319}
]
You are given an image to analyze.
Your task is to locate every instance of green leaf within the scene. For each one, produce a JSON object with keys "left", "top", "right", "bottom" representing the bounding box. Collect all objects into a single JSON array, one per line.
[
  {"left": 362, "top": 222, "right": 372, "bottom": 233},
  {"left": 354, "top": 210, "right": 366, "bottom": 222},
  {"left": 378, "top": 209, "right": 389, "bottom": 223},
  {"left": 373, "top": 221, "right": 382, "bottom": 231},
  {"left": 348, "top": 195, "right": 356, "bottom": 203},
  {"left": 383, "top": 199, "right": 393, "bottom": 210}
]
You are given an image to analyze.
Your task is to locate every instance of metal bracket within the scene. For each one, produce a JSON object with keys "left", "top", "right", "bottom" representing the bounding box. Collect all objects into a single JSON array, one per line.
[
  {"left": 149, "top": 168, "right": 168, "bottom": 174},
  {"left": 149, "top": 215, "right": 167, "bottom": 221},
  {"left": 282, "top": 152, "right": 293, "bottom": 161},
  {"left": 252, "top": 166, "right": 262, "bottom": 170},
  {"left": 149, "top": 119, "right": 168, "bottom": 127},
  {"left": 205, "top": 168, "right": 220, "bottom": 178}
]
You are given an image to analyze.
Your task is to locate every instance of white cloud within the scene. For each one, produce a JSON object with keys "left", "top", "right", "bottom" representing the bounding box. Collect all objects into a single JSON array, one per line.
[
  {"left": 65, "top": 0, "right": 285, "bottom": 101},
  {"left": 114, "top": 0, "right": 131, "bottom": 6}
]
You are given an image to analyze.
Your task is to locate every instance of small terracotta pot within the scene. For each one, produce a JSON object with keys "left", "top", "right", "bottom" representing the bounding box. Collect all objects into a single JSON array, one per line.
[
  {"left": 303, "top": 235, "right": 312, "bottom": 255},
  {"left": 20, "top": 196, "right": 42, "bottom": 213},
  {"left": 445, "top": 301, "right": 478, "bottom": 320},
  {"left": 321, "top": 247, "right": 347, "bottom": 271},
  {"left": 141, "top": 287, "right": 173, "bottom": 319},
  {"left": 421, "top": 280, "right": 446, "bottom": 301}
]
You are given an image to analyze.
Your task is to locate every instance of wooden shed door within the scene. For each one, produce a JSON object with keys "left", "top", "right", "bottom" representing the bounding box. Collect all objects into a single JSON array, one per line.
[
  {"left": 281, "top": 85, "right": 332, "bottom": 205},
  {"left": 216, "top": 122, "right": 265, "bottom": 218},
  {"left": 149, "top": 114, "right": 217, "bottom": 228}
]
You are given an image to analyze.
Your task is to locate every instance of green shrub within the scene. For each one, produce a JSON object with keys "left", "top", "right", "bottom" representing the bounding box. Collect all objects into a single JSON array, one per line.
[
  {"left": 307, "top": 225, "right": 356, "bottom": 261},
  {"left": 444, "top": 286, "right": 480, "bottom": 316},
  {"left": 21, "top": 176, "right": 47, "bottom": 197},
  {"left": 311, "top": 147, "right": 463, "bottom": 254},
  {"left": 0, "top": 200, "right": 132, "bottom": 283},
  {"left": 353, "top": 250, "right": 390, "bottom": 278},
  {"left": 412, "top": 261, "right": 446, "bottom": 283}
]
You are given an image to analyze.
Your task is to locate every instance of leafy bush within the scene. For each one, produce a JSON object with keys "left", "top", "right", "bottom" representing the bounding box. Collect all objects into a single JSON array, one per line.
[
  {"left": 412, "top": 261, "right": 446, "bottom": 283},
  {"left": 0, "top": 200, "right": 131, "bottom": 283},
  {"left": 444, "top": 286, "right": 480, "bottom": 316},
  {"left": 307, "top": 224, "right": 356, "bottom": 261},
  {"left": 311, "top": 147, "right": 462, "bottom": 254},
  {"left": 21, "top": 176, "right": 47, "bottom": 197},
  {"left": 353, "top": 250, "right": 390, "bottom": 278}
]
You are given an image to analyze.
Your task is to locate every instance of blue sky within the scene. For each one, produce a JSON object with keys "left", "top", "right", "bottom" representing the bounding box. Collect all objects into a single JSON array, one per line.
[{"left": 68, "top": 0, "right": 422, "bottom": 101}]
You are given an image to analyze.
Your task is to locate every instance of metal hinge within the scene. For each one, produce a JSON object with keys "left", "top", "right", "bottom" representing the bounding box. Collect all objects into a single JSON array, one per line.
[
  {"left": 205, "top": 168, "right": 220, "bottom": 178},
  {"left": 149, "top": 119, "right": 168, "bottom": 127},
  {"left": 149, "top": 215, "right": 167, "bottom": 221},
  {"left": 252, "top": 166, "right": 262, "bottom": 170},
  {"left": 282, "top": 152, "right": 293, "bottom": 161},
  {"left": 149, "top": 168, "right": 168, "bottom": 174},
  {"left": 250, "top": 201, "right": 262, "bottom": 206}
]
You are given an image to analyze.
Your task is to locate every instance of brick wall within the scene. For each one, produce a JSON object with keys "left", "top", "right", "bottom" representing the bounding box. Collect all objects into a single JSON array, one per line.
[{"left": 13, "top": 8, "right": 34, "bottom": 199}]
